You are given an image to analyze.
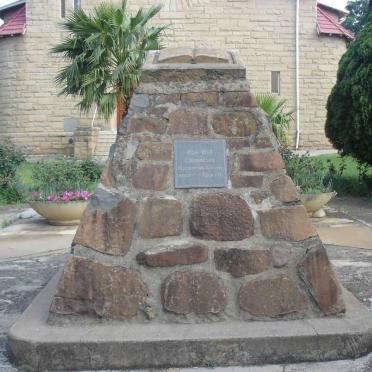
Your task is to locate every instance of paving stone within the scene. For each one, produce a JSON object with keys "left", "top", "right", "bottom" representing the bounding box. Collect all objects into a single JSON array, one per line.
[
  {"left": 138, "top": 197, "right": 183, "bottom": 238},
  {"left": 238, "top": 275, "right": 307, "bottom": 317},
  {"left": 214, "top": 248, "right": 271, "bottom": 277},
  {"left": 298, "top": 244, "right": 345, "bottom": 315},
  {"left": 73, "top": 194, "right": 136, "bottom": 256},
  {"left": 132, "top": 164, "right": 169, "bottom": 190},
  {"left": 190, "top": 193, "right": 254, "bottom": 241},
  {"left": 135, "top": 143, "right": 172, "bottom": 161},
  {"left": 270, "top": 175, "right": 300, "bottom": 203},
  {"left": 51, "top": 256, "right": 147, "bottom": 320},
  {"left": 259, "top": 206, "right": 317, "bottom": 241},
  {"left": 127, "top": 116, "right": 167, "bottom": 134},
  {"left": 231, "top": 175, "right": 263, "bottom": 188},
  {"left": 212, "top": 112, "right": 258, "bottom": 137},
  {"left": 162, "top": 271, "right": 227, "bottom": 314},
  {"left": 169, "top": 110, "right": 209, "bottom": 136},
  {"left": 240, "top": 152, "right": 284, "bottom": 171},
  {"left": 137, "top": 244, "right": 208, "bottom": 267},
  {"left": 223, "top": 91, "right": 257, "bottom": 107}
]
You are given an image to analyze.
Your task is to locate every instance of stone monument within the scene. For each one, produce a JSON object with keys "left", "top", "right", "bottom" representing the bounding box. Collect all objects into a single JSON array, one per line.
[{"left": 8, "top": 48, "right": 372, "bottom": 371}]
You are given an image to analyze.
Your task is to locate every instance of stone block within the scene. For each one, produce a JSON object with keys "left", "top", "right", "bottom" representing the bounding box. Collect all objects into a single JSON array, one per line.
[
  {"left": 135, "top": 143, "right": 172, "bottom": 161},
  {"left": 181, "top": 92, "right": 219, "bottom": 106},
  {"left": 137, "top": 244, "right": 208, "bottom": 267},
  {"left": 157, "top": 47, "right": 194, "bottom": 63},
  {"left": 190, "top": 193, "right": 254, "bottom": 241},
  {"left": 162, "top": 271, "right": 227, "bottom": 314},
  {"left": 224, "top": 91, "right": 257, "bottom": 107},
  {"left": 139, "top": 197, "right": 183, "bottom": 238},
  {"left": 212, "top": 112, "right": 258, "bottom": 137},
  {"left": 272, "top": 245, "right": 292, "bottom": 268},
  {"left": 132, "top": 164, "right": 169, "bottom": 190},
  {"left": 73, "top": 192, "right": 136, "bottom": 256},
  {"left": 259, "top": 206, "right": 317, "bottom": 241},
  {"left": 50, "top": 256, "right": 147, "bottom": 320},
  {"left": 127, "top": 117, "right": 167, "bottom": 134},
  {"left": 214, "top": 248, "right": 271, "bottom": 277},
  {"left": 239, "top": 275, "right": 307, "bottom": 317},
  {"left": 194, "top": 47, "right": 230, "bottom": 63},
  {"left": 230, "top": 175, "right": 263, "bottom": 188},
  {"left": 298, "top": 244, "right": 345, "bottom": 315},
  {"left": 240, "top": 152, "right": 285, "bottom": 171},
  {"left": 169, "top": 109, "right": 209, "bottom": 136},
  {"left": 270, "top": 175, "right": 300, "bottom": 203}
]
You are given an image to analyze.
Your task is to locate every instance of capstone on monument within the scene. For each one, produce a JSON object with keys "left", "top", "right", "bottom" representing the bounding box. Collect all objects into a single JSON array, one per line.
[{"left": 8, "top": 48, "right": 372, "bottom": 371}]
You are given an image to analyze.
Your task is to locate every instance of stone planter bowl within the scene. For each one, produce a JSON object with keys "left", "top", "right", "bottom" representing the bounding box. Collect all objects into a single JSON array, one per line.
[
  {"left": 29, "top": 200, "right": 88, "bottom": 226},
  {"left": 300, "top": 192, "right": 337, "bottom": 218}
]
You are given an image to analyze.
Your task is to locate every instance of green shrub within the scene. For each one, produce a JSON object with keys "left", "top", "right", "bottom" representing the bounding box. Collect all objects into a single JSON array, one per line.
[
  {"left": 28, "top": 159, "right": 103, "bottom": 198},
  {"left": 325, "top": 11, "right": 372, "bottom": 166},
  {"left": 281, "top": 149, "right": 332, "bottom": 194},
  {"left": 0, "top": 140, "right": 26, "bottom": 204},
  {"left": 255, "top": 93, "right": 293, "bottom": 145}
]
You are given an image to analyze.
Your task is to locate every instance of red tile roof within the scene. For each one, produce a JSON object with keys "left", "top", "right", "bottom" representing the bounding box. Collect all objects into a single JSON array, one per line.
[
  {"left": 0, "top": 4, "right": 26, "bottom": 37},
  {"left": 317, "top": 5, "right": 354, "bottom": 40}
]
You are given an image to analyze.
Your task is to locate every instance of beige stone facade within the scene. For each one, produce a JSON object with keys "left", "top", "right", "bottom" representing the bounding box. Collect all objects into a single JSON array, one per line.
[{"left": 0, "top": 0, "right": 348, "bottom": 159}]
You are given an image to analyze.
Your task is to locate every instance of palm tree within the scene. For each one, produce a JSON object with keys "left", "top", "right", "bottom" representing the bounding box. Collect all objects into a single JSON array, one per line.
[
  {"left": 255, "top": 93, "right": 294, "bottom": 146},
  {"left": 51, "top": 1, "right": 166, "bottom": 121}
]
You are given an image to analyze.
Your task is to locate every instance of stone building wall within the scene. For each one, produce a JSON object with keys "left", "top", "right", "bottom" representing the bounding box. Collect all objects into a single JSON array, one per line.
[
  {"left": 127, "top": 0, "right": 347, "bottom": 148},
  {"left": 0, "top": 0, "right": 111, "bottom": 158}
]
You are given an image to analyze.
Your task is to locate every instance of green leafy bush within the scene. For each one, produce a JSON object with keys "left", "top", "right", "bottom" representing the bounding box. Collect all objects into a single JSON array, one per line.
[
  {"left": 0, "top": 140, "right": 26, "bottom": 204},
  {"left": 325, "top": 11, "right": 372, "bottom": 166},
  {"left": 281, "top": 149, "right": 332, "bottom": 194},
  {"left": 27, "top": 159, "right": 103, "bottom": 199},
  {"left": 255, "top": 93, "right": 293, "bottom": 145}
]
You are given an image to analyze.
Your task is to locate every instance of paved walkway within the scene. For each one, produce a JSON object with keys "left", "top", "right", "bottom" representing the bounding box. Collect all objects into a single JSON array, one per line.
[{"left": 0, "top": 198, "right": 371, "bottom": 371}]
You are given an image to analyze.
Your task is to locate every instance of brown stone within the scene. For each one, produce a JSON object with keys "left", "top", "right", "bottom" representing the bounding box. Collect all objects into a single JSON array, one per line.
[
  {"left": 139, "top": 197, "right": 183, "bottom": 238},
  {"left": 169, "top": 109, "right": 209, "bottom": 136},
  {"left": 298, "top": 244, "right": 345, "bottom": 315},
  {"left": 224, "top": 91, "right": 257, "bottom": 107},
  {"left": 181, "top": 92, "right": 219, "bottom": 106},
  {"left": 251, "top": 190, "right": 270, "bottom": 204},
  {"left": 270, "top": 175, "right": 300, "bottom": 203},
  {"left": 212, "top": 112, "right": 258, "bottom": 137},
  {"left": 214, "top": 248, "right": 271, "bottom": 277},
  {"left": 137, "top": 244, "right": 208, "bottom": 267},
  {"left": 194, "top": 47, "right": 230, "bottom": 63},
  {"left": 231, "top": 175, "right": 263, "bottom": 188},
  {"left": 135, "top": 143, "right": 172, "bottom": 161},
  {"left": 238, "top": 275, "right": 307, "bottom": 317},
  {"left": 227, "top": 138, "right": 250, "bottom": 150},
  {"left": 158, "top": 47, "right": 194, "bottom": 63},
  {"left": 153, "top": 93, "right": 181, "bottom": 105},
  {"left": 255, "top": 135, "right": 273, "bottom": 149},
  {"left": 240, "top": 152, "right": 285, "bottom": 171},
  {"left": 272, "top": 245, "right": 292, "bottom": 268},
  {"left": 132, "top": 164, "right": 169, "bottom": 190},
  {"left": 162, "top": 271, "right": 227, "bottom": 314},
  {"left": 190, "top": 193, "right": 254, "bottom": 241},
  {"left": 73, "top": 192, "right": 136, "bottom": 256},
  {"left": 127, "top": 117, "right": 167, "bottom": 134},
  {"left": 50, "top": 256, "right": 147, "bottom": 320},
  {"left": 259, "top": 206, "right": 317, "bottom": 241}
]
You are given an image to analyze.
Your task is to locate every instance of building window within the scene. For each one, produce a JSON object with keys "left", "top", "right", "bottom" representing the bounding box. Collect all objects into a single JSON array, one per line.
[
  {"left": 271, "top": 71, "right": 280, "bottom": 94},
  {"left": 73, "top": 0, "right": 81, "bottom": 11},
  {"left": 61, "top": 0, "right": 66, "bottom": 18}
]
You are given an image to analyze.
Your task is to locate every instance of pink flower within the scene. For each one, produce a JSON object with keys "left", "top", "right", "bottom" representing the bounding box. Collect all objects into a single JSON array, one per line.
[
  {"left": 53, "top": 195, "right": 58, "bottom": 202},
  {"left": 47, "top": 195, "right": 51, "bottom": 201},
  {"left": 81, "top": 191, "right": 89, "bottom": 201}
]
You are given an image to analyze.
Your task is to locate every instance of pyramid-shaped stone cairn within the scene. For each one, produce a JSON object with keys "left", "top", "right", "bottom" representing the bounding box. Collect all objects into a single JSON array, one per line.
[{"left": 50, "top": 48, "right": 345, "bottom": 322}]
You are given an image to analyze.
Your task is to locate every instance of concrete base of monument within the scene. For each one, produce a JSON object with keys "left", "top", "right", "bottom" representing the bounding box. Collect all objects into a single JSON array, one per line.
[{"left": 8, "top": 272, "right": 372, "bottom": 371}]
